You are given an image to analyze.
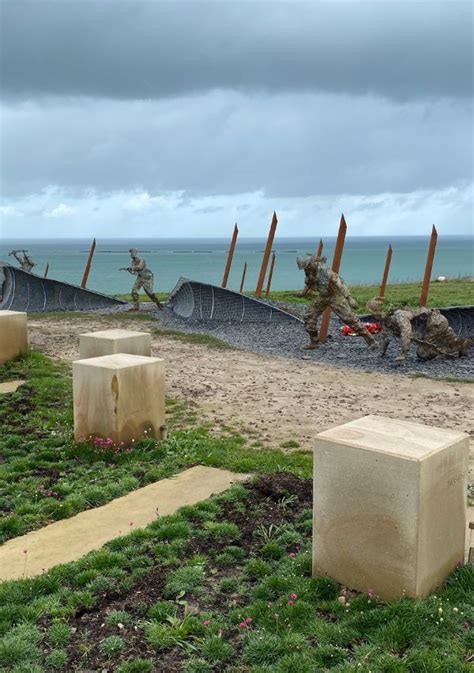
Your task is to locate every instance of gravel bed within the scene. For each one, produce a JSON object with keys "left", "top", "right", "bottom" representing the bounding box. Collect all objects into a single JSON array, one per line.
[{"left": 93, "top": 302, "right": 474, "bottom": 381}]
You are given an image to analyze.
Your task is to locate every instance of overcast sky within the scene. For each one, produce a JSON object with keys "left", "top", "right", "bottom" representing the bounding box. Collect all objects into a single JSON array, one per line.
[{"left": 0, "top": 0, "right": 473, "bottom": 238}]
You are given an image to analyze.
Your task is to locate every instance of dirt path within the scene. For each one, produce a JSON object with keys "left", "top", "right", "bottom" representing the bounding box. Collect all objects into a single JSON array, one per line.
[{"left": 28, "top": 316, "right": 473, "bottom": 454}]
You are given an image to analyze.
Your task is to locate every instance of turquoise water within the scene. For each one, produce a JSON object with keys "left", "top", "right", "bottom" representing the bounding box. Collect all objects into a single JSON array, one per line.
[{"left": 0, "top": 237, "right": 472, "bottom": 295}]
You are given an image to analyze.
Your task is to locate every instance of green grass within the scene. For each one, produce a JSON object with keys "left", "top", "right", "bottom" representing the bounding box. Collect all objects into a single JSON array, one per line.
[
  {"left": 153, "top": 329, "right": 235, "bottom": 350},
  {"left": 409, "top": 373, "right": 474, "bottom": 385},
  {"left": 28, "top": 311, "right": 154, "bottom": 321},
  {"left": 0, "top": 351, "right": 309, "bottom": 543},
  {"left": 1, "top": 349, "right": 472, "bottom": 671},
  {"left": 109, "top": 279, "right": 473, "bottom": 313},
  {"left": 114, "top": 292, "right": 169, "bottom": 303},
  {"left": 0, "top": 478, "right": 472, "bottom": 671},
  {"left": 263, "top": 278, "right": 473, "bottom": 311}
]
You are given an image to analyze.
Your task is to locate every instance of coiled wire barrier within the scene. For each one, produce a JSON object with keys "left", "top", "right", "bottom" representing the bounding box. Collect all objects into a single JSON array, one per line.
[
  {"left": 169, "top": 277, "right": 474, "bottom": 336},
  {"left": 169, "top": 277, "right": 302, "bottom": 324},
  {"left": 0, "top": 264, "right": 126, "bottom": 312}
]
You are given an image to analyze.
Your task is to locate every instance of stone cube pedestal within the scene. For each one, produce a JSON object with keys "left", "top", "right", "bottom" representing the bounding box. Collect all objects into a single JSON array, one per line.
[
  {"left": 73, "top": 353, "right": 165, "bottom": 446},
  {"left": 79, "top": 329, "right": 151, "bottom": 359},
  {"left": 0, "top": 311, "right": 28, "bottom": 365},
  {"left": 313, "top": 415, "right": 468, "bottom": 600}
]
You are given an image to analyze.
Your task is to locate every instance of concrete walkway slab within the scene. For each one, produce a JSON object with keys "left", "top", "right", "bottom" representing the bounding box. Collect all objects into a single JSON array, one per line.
[
  {"left": 0, "top": 466, "right": 249, "bottom": 581},
  {"left": 0, "top": 380, "right": 25, "bottom": 394}
]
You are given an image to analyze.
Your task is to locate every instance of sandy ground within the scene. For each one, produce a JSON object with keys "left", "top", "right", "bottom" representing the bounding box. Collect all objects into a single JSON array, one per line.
[{"left": 28, "top": 316, "right": 473, "bottom": 456}]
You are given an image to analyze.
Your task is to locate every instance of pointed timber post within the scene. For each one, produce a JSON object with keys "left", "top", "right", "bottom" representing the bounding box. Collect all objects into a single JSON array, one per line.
[
  {"left": 222, "top": 223, "right": 239, "bottom": 288},
  {"left": 379, "top": 244, "right": 393, "bottom": 299},
  {"left": 255, "top": 211, "right": 278, "bottom": 297},
  {"left": 265, "top": 253, "right": 276, "bottom": 297},
  {"left": 81, "top": 238, "right": 96, "bottom": 289},
  {"left": 318, "top": 214, "right": 348, "bottom": 343},
  {"left": 419, "top": 225, "right": 438, "bottom": 307},
  {"left": 44, "top": 263, "right": 50, "bottom": 278},
  {"left": 239, "top": 261, "right": 248, "bottom": 294},
  {"left": 315, "top": 238, "right": 324, "bottom": 259}
]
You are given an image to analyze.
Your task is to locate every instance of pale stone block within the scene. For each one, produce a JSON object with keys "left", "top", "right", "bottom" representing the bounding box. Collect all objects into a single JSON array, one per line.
[
  {"left": 79, "top": 329, "right": 151, "bottom": 359},
  {"left": 313, "top": 414, "right": 468, "bottom": 600},
  {"left": 73, "top": 353, "right": 165, "bottom": 446},
  {"left": 0, "top": 311, "right": 28, "bottom": 365}
]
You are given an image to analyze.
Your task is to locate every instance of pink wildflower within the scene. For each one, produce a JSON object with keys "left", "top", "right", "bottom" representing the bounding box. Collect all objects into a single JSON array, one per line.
[
  {"left": 367, "top": 588, "right": 375, "bottom": 598},
  {"left": 203, "top": 620, "right": 210, "bottom": 626},
  {"left": 245, "top": 617, "right": 252, "bottom": 624},
  {"left": 288, "top": 552, "right": 296, "bottom": 558},
  {"left": 287, "top": 600, "right": 294, "bottom": 606},
  {"left": 239, "top": 621, "right": 247, "bottom": 629},
  {"left": 464, "top": 621, "right": 471, "bottom": 629},
  {"left": 290, "top": 593, "right": 298, "bottom": 600}
]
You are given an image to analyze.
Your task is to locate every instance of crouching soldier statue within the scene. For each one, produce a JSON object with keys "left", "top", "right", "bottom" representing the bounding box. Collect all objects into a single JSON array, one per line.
[
  {"left": 121, "top": 248, "right": 164, "bottom": 312},
  {"left": 297, "top": 254, "right": 377, "bottom": 351},
  {"left": 366, "top": 297, "right": 470, "bottom": 362}
]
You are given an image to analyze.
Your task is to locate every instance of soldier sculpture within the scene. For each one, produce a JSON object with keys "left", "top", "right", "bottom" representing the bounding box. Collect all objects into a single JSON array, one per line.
[
  {"left": 8, "top": 250, "right": 36, "bottom": 272},
  {"left": 366, "top": 297, "right": 470, "bottom": 362},
  {"left": 297, "top": 255, "right": 377, "bottom": 351},
  {"left": 120, "top": 248, "right": 164, "bottom": 311}
]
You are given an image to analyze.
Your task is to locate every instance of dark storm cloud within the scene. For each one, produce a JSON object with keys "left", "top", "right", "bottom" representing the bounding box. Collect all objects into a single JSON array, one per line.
[
  {"left": 1, "top": 92, "right": 471, "bottom": 197},
  {"left": 1, "top": 0, "right": 472, "bottom": 102}
]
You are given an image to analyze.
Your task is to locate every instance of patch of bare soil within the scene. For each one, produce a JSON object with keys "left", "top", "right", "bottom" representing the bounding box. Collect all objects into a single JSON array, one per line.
[
  {"left": 39, "top": 474, "right": 311, "bottom": 673},
  {"left": 28, "top": 316, "right": 474, "bottom": 456}
]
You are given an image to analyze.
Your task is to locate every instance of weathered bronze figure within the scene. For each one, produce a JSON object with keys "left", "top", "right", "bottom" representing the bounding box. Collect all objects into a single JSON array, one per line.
[
  {"left": 8, "top": 250, "right": 36, "bottom": 272},
  {"left": 121, "top": 248, "right": 164, "bottom": 311},
  {"left": 367, "top": 297, "right": 470, "bottom": 361},
  {"left": 297, "top": 255, "right": 377, "bottom": 350}
]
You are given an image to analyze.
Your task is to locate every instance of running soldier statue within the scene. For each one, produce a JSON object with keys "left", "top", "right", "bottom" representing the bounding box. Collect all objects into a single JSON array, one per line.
[
  {"left": 297, "top": 255, "right": 377, "bottom": 351},
  {"left": 121, "top": 248, "right": 164, "bottom": 311},
  {"left": 366, "top": 297, "right": 470, "bottom": 362},
  {"left": 8, "top": 249, "right": 36, "bottom": 272}
]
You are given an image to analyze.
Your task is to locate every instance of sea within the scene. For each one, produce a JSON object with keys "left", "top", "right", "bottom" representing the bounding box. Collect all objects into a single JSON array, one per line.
[{"left": 0, "top": 237, "right": 472, "bottom": 295}]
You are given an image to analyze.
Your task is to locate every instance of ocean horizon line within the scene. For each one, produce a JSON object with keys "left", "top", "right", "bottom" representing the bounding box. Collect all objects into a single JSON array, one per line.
[{"left": 2, "top": 234, "right": 473, "bottom": 242}]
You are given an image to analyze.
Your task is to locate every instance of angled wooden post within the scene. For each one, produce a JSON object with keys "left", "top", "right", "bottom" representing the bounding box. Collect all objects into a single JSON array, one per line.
[
  {"left": 265, "top": 253, "right": 276, "bottom": 297},
  {"left": 44, "top": 263, "right": 50, "bottom": 278},
  {"left": 318, "top": 214, "right": 348, "bottom": 343},
  {"left": 315, "top": 238, "right": 324, "bottom": 259},
  {"left": 419, "top": 225, "right": 438, "bottom": 307},
  {"left": 379, "top": 244, "right": 392, "bottom": 299},
  {"left": 255, "top": 211, "right": 278, "bottom": 297},
  {"left": 81, "top": 238, "right": 96, "bottom": 289},
  {"left": 239, "top": 261, "right": 248, "bottom": 294},
  {"left": 222, "top": 223, "right": 239, "bottom": 288}
]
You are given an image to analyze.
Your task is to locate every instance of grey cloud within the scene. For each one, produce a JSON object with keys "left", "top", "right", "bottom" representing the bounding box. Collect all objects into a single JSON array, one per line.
[
  {"left": 193, "top": 206, "right": 226, "bottom": 214},
  {"left": 1, "top": 184, "right": 472, "bottom": 238},
  {"left": 1, "top": 92, "right": 471, "bottom": 197},
  {"left": 1, "top": 1, "right": 472, "bottom": 102}
]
